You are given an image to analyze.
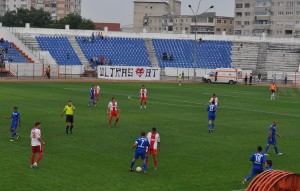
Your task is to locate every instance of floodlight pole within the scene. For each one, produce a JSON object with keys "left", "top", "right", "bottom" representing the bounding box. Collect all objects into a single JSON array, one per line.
[{"left": 189, "top": 4, "right": 214, "bottom": 82}]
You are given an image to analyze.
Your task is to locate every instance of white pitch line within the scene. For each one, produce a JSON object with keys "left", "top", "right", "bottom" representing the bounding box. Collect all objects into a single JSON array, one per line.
[
  {"left": 63, "top": 88, "right": 300, "bottom": 117},
  {"left": 128, "top": 96, "right": 300, "bottom": 118}
]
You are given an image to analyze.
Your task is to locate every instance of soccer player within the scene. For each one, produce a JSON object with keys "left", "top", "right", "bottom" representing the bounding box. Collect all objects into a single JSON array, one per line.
[
  {"left": 61, "top": 100, "right": 76, "bottom": 135},
  {"left": 5, "top": 106, "right": 21, "bottom": 141},
  {"left": 178, "top": 74, "right": 182, "bottom": 86},
  {"left": 140, "top": 84, "right": 147, "bottom": 109},
  {"left": 207, "top": 101, "right": 217, "bottom": 133},
  {"left": 30, "top": 122, "right": 45, "bottom": 168},
  {"left": 130, "top": 131, "right": 150, "bottom": 173},
  {"left": 264, "top": 121, "right": 282, "bottom": 156},
  {"left": 242, "top": 146, "right": 266, "bottom": 184},
  {"left": 209, "top": 93, "right": 219, "bottom": 106},
  {"left": 146, "top": 127, "right": 160, "bottom": 170},
  {"left": 264, "top": 160, "right": 273, "bottom": 171},
  {"left": 94, "top": 84, "right": 101, "bottom": 104},
  {"left": 107, "top": 97, "right": 119, "bottom": 128},
  {"left": 270, "top": 82, "right": 277, "bottom": 100},
  {"left": 88, "top": 85, "right": 96, "bottom": 107}
]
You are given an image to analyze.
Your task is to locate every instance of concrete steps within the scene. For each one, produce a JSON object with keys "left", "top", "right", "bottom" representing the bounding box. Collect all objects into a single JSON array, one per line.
[{"left": 144, "top": 38, "right": 159, "bottom": 67}]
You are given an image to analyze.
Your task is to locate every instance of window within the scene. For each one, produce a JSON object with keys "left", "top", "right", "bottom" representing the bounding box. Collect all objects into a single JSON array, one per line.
[
  {"left": 208, "top": 18, "right": 214, "bottom": 23},
  {"left": 286, "top": 11, "right": 293, "bottom": 15},
  {"left": 235, "top": 30, "right": 242, "bottom": 35},
  {"left": 297, "top": 11, "right": 300, "bottom": 15},
  {"left": 224, "top": 20, "right": 227, "bottom": 24},
  {"left": 255, "top": 1, "right": 271, "bottom": 7},
  {"left": 285, "top": 30, "right": 293, "bottom": 35},
  {"left": 244, "top": 21, "right": 250, "bottom": 25},
  {"left": 296, "top": 21, "right": 300, "bottom": 24},
  {"left": 278, "top": 12, "right": 284, "bottom": 15},
  {"left": 236, "top": 4, "right": 242, "bottom": 8},
  {"left": 235, "top": 21, "right": 242, "bottom": 25},
  {"left": 245, "top": 3, "right": 250, "bottom": 8},
  {"left": 236, "top": 12, "right": 242, "bottom": 17},
  {"left": 223, "top": 28, "right": 227, "bottom": 31},
  {"left": 286, "top": 2, "right": 293, "bottom": 7},
  {"left": 278, "top": 2, "right": 284, "bottom": 6},
  {"left": 217, "top": 19, "right": 221, "bottom": 23},
  {"left": 216, "top": 28, "right": 221, "bottom": 32},
  {"left": 245, "top": 12, "right": 251, "bottom": 16},
  {"left": 230, "top": 20, "right": 233, "bottom": 24},
  {"left": 297, "top": 2, "right": 300, "bottom": 6}
]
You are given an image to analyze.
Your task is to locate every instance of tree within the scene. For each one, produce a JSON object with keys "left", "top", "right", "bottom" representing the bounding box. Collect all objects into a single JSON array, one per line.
[
  {"left": 51, "top": 13, "right": 95, "bottom": 30},
  {"left": 0, "top": 8, "right": 52, "bottom": 28}
]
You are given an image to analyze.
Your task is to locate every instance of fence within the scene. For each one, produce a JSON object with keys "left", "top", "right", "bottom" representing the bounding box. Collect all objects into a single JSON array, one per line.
[{"left": 0, "top": 63, "right": 84, "bottom": 79}]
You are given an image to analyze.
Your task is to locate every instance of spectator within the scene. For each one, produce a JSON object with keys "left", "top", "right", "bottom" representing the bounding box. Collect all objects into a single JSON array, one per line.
[
  {"left": 181, "top": 71, "right": 184, "bottom": 81},
  {"left": 45, "top": 66, "right": 51, "bottom": 79},
  {"left": 100, "top": 56, "right": 105, "bottom": 65},
  {"left": 240, "top": 43, "right": 243, "bottom": 48},
  {"left": 249, "top": 73, "right": 253, "bottom": 85},
  {"left": 109, "top": 59, "right": 112, "bottom": 66},
  {"left": 66, "top": 52, "right": 70, "bottom": 59},
  {"left": 258, "top": 73, "right": 261, "bottom": 82},
  {"left": 0, "top": 38, "right": 4, "bottom": 43},
  {"left": 169, "top": 54, "right": 174, "bottom": 60},
  {"left": 100, "top": 32, "right": 104, "bottom": 40},
  {"left": 199, "top": 38, "right": 203, "bottom": 43},
  {"left": 244, "top": 73, "right": 248, "bottom": 85},
  {"left": 8, "top": 55, "right": 13, "bottom": 62},
  {"left": 163, "top": 52, "right": 168, "bottom": 60}
]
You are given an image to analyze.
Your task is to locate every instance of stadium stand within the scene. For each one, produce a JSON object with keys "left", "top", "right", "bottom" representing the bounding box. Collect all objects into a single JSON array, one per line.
[
  {"left": 36, "top": 36, "right": 82, "bottom": 65},
  {"left": 0, "top": 40, "right": 31, "bottom": 63},
  {"left": 152, "top": 39, "right": 232, "bottom": 68},
  {"left": 231, "top": 42, "right": 260, "bottom": 70},
  {"left": 75, "top": 36, "right": 151, "bottom": 68}
]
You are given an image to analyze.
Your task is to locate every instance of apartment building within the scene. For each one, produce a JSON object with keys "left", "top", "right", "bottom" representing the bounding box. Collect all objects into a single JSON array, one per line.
[
  {"left": 0, "top": 0, "right": 81, "bottom": 20},
  {"left": 134, "top": 0, "right": 234, "bottom": 35},
  {"left": 235, "top": 0, "right": 300, "bottom": 37}
]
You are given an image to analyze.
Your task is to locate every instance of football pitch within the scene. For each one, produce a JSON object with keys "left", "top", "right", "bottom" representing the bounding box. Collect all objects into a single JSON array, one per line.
[{"left": 0, "top": 81, "right": 299, "bottom": 191}]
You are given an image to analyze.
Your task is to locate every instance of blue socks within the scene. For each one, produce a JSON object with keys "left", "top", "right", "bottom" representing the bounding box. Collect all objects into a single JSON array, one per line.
[
  {"left": 130, "top": 160, "right": 135, "bottom": 169},
  {"left": 143, "top": 162, "right": 147, "bottom": 172}
]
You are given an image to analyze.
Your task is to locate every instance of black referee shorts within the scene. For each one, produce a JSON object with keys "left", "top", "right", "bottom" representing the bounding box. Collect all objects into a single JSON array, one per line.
[{"left": 66, "top": 115, "right": 74, "bottom": 123}]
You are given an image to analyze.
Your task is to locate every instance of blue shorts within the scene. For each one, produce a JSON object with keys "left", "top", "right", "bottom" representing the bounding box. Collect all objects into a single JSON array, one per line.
[
  {"left": 134, "top": 150, "right": 146, "bottom": 160},
  {"left": 268, "top": 137, "right": 276, "bottom": 145},
  {"left": 10, "top": 123, "right": 18, "bottom": 131},
  {"left": 208, "top": 115, "right": 216, "bottom": 121}
]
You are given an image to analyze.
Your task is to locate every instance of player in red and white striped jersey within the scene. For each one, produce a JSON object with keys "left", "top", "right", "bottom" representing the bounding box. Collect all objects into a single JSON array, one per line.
[
  {"left": 146, "top": 127, "right": 160, "bottom": 170},
  {"left": 94, "top": 84, "right": 100, "bottom": 104},
  {"left": 140, "top": 85, "right": 147, "bottom": 109},
  {"left": 209, "top": 93, "right": 219, "bottom": 106},
  {"left": 107, "top": 97, "right": 119, "bottom": 128},
  {"left": 30, "top": 122, "right": 45, "bottom": 168}
]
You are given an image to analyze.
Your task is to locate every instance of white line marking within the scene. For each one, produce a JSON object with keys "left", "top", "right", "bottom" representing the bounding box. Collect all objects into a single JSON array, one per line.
[{"left": 64, "top": 88, "right": 300, "bottom": 118}]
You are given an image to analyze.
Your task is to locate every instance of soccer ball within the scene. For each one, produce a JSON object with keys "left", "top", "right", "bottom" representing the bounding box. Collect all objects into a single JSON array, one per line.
[{"left": 136, "top": 167, "right": 142, "bottom": 172}]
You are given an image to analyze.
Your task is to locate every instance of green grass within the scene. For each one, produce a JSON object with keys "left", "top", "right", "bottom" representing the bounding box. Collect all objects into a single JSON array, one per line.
[{"left": 0, "top": 82, "right": 299, "bottom": 191}]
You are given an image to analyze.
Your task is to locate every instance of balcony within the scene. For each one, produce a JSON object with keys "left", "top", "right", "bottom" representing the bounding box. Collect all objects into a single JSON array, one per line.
[{"left": 254, "top": 1, "right": 271, "bottom": 7}]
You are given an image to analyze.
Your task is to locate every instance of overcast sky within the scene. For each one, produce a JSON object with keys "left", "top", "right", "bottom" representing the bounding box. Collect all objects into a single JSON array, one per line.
[{"left": 81, "top": 0, "right": 235, "bottom": 27}]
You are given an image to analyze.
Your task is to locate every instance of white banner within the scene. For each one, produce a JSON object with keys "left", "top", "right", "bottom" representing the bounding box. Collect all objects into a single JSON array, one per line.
[{"left": 97, "top": 66, "right": 160, "bottom": 80}]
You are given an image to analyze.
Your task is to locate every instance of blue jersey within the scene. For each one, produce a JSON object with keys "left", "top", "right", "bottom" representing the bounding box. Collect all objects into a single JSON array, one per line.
[
  {"left": 11, "top": 111, "right": 20, "bottom": 125},
  {"left": 135, "top": 137, "right": 150, "bottom": 154},
  {"left": 249, "top": 152, "right": 266, "bottom": 170},
  {"left": 268, "top": 125, "right": 276, "bottom": 139},
  {"left": 90, "top": 88, "right": 95, "bottom": 99},
  {"left": 207, "top": 104, "right": 216, "bottom": 116}
]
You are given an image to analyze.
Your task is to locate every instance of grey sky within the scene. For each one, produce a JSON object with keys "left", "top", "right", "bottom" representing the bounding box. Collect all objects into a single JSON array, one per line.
[{"left": 81, "top": 0, "right": 235, "bottom": 27}]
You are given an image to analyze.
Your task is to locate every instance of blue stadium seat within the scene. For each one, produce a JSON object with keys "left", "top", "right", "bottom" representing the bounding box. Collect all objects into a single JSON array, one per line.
[
  {"left": 36, "top": 36, "right": 82, "bottom": 65},
  {"left": 75, "top": 36, "right": 151, "bottom": 67},
  {"left": 152, "top": 39, "right": 232, "bottom": 68}
]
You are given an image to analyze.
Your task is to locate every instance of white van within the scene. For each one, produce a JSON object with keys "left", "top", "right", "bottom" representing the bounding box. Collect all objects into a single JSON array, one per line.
[{"left": 202, "top": 68, "right": 243, "bottom": 84}]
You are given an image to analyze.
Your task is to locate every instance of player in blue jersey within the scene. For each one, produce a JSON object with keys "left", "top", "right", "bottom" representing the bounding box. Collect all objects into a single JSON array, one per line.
[
  {"left": 264, "top": 160, "right": 273, "bottom": 171},
  {"left": 130, "top": 131, "right": 150, "bottom": 173},
  {"left": 264, "top": 121, "right": 282, "bottom": 156},
  {"left": 5, "top": 106, "right": 21, "bottom": 142},
  {"left": 88, "top": 84, "right": 96, "bottom": 107},
  {"left": 207, "top": 101, "right": 217, "bottom": 133},
  {"left": 242, "top": 146, "right": 266, "bottom": 184}
]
